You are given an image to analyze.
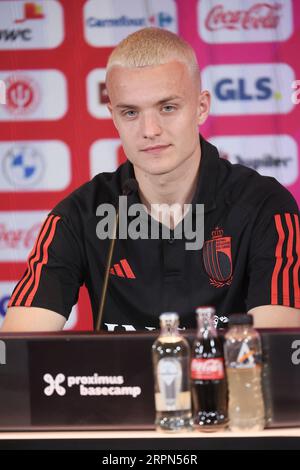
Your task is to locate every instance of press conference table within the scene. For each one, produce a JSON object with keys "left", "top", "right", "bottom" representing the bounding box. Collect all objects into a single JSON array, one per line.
[
  {"left": 0, "top": 428, "right": 300, "bottom": 450},
  {"left": 1, "top": 330, "right": 300, "bottom": 450}
]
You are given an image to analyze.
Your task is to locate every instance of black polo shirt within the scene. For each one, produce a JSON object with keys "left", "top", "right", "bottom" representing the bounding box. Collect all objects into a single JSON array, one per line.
[{"left": 8, "top": 137, "right": 300, "bottom": 330}]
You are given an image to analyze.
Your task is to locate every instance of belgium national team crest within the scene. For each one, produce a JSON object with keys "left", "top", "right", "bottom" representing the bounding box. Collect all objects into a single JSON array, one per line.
[{"left": 203, "top": 227, "right": 233, "bottom": 288}]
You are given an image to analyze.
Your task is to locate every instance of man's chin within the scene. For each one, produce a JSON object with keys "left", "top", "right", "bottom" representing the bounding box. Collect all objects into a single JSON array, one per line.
[
  {"left": 135, "top": 159, "right": 179, "bottom": 176},
  {"left": 142, "top": 165, "right": 176, "bottom": 176}
]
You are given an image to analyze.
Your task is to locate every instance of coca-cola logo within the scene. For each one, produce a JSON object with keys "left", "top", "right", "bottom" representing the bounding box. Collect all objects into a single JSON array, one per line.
[
  {"left": 205, "top": 3, "right": 282, "bottom": 31},
  {"left": 191, "top": 358, "right": 224, "bottom": 380},
  {"left": 0, "top": 222, "right": 40, "bottom": 249},
  {"left": 192, "top": 358, "right": 222, "bottom": 374}
]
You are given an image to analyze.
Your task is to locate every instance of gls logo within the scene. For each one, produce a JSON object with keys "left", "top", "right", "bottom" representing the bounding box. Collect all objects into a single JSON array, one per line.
[
  {"left": 43, "top": 373, "right": 66, "bottom": 396},
  {"left": 202, "top": 63, "right": 295, "bottom": 115},
  {"left": 291, "top": 340, "right": 300, "bottom": 365},
  {"left": 215, "top": 77, "right": 272, "bottom": 101}
]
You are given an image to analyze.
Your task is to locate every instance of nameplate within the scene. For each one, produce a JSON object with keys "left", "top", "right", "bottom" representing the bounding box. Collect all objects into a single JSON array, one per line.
[
  {"left": 0, "top": 329, "right": 300, "bottom": 430},
  {"left": 0, "top": 332, "right": 156, "bottom": 430}
]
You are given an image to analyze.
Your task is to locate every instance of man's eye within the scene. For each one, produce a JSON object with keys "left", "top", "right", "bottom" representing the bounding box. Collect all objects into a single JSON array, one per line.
[
  {"left": 162, "top": 105, "right": 176, "bottom": 112},
  {"left": 123, "top": 110, "right": 137, "bottom": 118}
]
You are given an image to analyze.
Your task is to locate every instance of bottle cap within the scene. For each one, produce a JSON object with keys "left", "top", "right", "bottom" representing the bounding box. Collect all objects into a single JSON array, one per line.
[
  {"left": 159, "top": 312, "right": 179, "bottom": 324},
  {"left": 195, "top": 306, "right": 216, "bottom": 316},
  {"left": 228, "top": 313, "right": 253, "bottom": 326}
]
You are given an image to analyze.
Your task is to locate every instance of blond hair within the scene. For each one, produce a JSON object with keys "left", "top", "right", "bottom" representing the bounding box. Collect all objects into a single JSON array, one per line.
[{"left": 106, "top": 27, "right": 200, "bottom": 85}]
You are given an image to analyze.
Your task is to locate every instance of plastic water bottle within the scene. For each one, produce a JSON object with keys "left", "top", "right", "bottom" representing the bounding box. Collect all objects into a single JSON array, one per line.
[
  {"left": 152, "top": 312, "right": 192, "bottom": 432},
  {"left": 224, "top": 313, "right": 265, "bottom": 431}
]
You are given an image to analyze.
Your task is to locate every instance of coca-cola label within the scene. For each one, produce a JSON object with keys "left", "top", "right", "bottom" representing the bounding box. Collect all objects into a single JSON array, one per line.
[
  {"left": 191, "top": 358, "right": 224, "bottom": 380},
  {"left": 198, "top": 0, "right": 293, "bottom": 44},
  {"left": 0, "top": 211, "right": 48, "bottom": 261}
]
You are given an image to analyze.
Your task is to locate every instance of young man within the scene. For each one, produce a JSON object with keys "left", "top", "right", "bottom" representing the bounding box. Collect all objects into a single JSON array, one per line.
[{"left": 2, "top": 28, "right": 300, "bottom": 332}]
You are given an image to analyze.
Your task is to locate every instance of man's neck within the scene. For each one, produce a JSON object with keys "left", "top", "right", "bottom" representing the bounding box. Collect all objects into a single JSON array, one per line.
[{"left": 134, "top": 149, "right": 201, "bottom": 229}]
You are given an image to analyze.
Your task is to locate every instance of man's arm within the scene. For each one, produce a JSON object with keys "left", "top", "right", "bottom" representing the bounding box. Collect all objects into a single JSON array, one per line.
[
  {"left": 249, "top": 305, "right": 300, "bottom": 328},
  {"left": 244, "top": 180, "right": 300, "bottom": 327},
  {"left": 0, "top": 306, "right": 66, "bottom": 332},
  {"left": 4, "top": 214, "right": 83, "bottom": 332}
]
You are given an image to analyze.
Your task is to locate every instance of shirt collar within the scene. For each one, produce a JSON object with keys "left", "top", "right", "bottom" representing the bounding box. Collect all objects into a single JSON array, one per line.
[
  {"left": 120, "top": 135, "right": 219, "bottom": 214},
  {"left": 192, "top": 135, "right": 219, "bottom": 214}
]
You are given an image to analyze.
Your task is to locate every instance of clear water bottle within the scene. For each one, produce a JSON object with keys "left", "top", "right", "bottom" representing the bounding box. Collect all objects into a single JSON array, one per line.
[
  {"left": 152, "top": 312, "right": 192, "bottom": 432},
  {"left": 224, "top": 313, "right": 265, "bottom": 431},
  {"left": 191, "top": 306, "right": 228, "bottom": 431}
]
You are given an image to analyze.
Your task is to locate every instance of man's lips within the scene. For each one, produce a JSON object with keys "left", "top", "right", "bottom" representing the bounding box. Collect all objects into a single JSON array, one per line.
[{"left": 140, "top": 144, "right": 171, "bottom": 153}]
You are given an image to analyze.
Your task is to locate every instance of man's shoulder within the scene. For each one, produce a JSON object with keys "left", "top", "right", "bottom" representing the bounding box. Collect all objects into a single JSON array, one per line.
[
  {"left": 219, "top": 158, "right": 299, "bottom": 214},
  {"left": 50, "top": 163, "right": 125, "bottom": 222}
]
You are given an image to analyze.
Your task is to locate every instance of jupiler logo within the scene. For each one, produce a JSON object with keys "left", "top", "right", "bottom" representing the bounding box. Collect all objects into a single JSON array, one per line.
[{"left": 43, "top": 373, "right": 66, "bottom": 396}]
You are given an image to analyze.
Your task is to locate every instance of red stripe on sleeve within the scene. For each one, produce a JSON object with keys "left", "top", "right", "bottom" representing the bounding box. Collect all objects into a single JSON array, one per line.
[
  {"left": 271, "top": 214, "right": 285, "bottom": 305},
  {"left": 15, "top": 215, "right": 59, "bottom": 306},
  {"left": 282, "top": 214, "right": 294, "bottom": 307},
  {"left": 25, "top": 216, "right": 61, "bottom": 306},
  {"left": 9, "top": 215, "right": 55, "bottom": 307},
  {"left": 293, "top": 214, "right": 300, "bottom": 308}
]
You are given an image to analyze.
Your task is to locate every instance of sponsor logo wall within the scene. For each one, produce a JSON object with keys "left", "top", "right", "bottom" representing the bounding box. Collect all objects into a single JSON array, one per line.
[{"left": 0, "top": 0, "right": 299, "bottom": 330}]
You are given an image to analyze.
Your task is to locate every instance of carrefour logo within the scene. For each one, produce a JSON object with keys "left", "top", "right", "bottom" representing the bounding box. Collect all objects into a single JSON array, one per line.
[
  {"left": 44, "top": 373, "right": 66, "bottom": 396},
  {"left": 202, "top": 63, "right": 295, "bottom": 115},
  {"left": 86, "top": 12, "right": 173, "bottom": 29},
  {"left": 84, "top": 0, "right": 177, "bottom": 46}
]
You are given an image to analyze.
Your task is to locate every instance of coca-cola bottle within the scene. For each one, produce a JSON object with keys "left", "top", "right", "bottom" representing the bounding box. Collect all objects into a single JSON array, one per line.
[{"left": 191, "top": 306, "right": 228, "bottom": 431}]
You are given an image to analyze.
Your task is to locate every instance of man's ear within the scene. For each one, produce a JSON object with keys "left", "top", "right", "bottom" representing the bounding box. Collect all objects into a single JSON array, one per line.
[{"left": 197, "top": 90, "right": 211, "bottom": 126}]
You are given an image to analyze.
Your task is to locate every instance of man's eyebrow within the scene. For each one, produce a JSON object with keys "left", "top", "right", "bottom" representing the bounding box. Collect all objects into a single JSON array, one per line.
[
  {"left": 116, "top": 103, "right": 138, "bottom": 109},
  {"left": 156, "top": 95, "right": 182, "bottom": 104},
  {"left": 115, "top": 95, "right": 183, "bottom": 109}
]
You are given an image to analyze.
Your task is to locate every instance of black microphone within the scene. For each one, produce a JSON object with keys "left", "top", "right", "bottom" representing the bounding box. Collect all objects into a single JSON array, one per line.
[{"left": 95, "top": 178, "right": 139, "bottom": 331}]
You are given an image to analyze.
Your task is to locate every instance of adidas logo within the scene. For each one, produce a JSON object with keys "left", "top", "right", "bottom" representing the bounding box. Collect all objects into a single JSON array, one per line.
[{"left": 110, "top": 258, "right": 136, "bottom": 279}]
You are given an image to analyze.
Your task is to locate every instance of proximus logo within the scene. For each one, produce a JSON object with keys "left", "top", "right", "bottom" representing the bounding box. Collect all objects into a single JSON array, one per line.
[{"left": 43, "top": 373, "right": 66, "bottom": 396}]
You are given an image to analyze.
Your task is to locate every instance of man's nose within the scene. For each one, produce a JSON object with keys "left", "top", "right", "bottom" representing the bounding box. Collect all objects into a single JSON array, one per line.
[{"left": 140, "top": 111, "right": 162, "bottom": 139}]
